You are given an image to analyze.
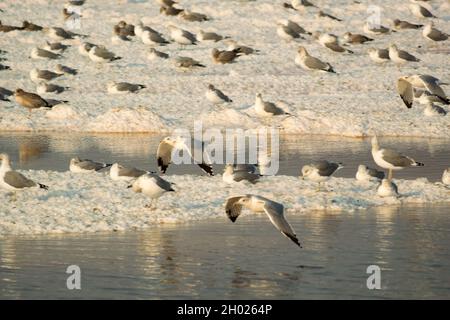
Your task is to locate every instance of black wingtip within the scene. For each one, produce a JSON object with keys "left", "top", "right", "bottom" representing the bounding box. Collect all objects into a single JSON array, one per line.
[{"left": 39, "top": 183, "right": 49, "bottom": 190}]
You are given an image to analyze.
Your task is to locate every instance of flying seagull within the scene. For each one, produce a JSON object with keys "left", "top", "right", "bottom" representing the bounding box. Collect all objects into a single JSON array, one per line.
[
  {"left": 397, "top": 75, "right": 449, "bottom": 108},
  {"left": 225, "top": 195, "right": 301, "bottom": 247},
  {"left": 157, "top": 136, "right": 214, "bottom": 176}
]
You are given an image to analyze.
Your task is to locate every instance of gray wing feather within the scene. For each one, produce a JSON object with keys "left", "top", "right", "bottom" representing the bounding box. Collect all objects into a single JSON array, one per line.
[
  {"left": 367, "top": 168, "right": 385, "bottom": 179},
  {"left": 78, "top": 160, "right": 105, "bottom": 171},
  {"left": 382, "top": 149, "right": 415, "bottom": 167},
  {"left": 232, "top": 171, "right": 259, "bottom": 184},
  {"left": 4, "top": 171, "right": 36, "bottom": 188},
  {"left": 263, "top": 201, "right": 301, "bottom": 247},
  {"left": 215, "top": 88, "right": 232, "bottom": 102},
  {"left": 151, "top": 174, "right": 174, "bottom": 191},
  {"left": 119, "top": 166, "right": 147, "bottom": 178},
  {"left": 304, "top": 56, "right": 328, "bottom": 70},
  {"left": 398, "top": 50, "right": 419, "bottom": 61},
  {"left": 264, "top": 101, "right": 285, "bottom": 115},
  {"left": 313, "top": 160, "right": 339, "bottom": 176},
  {"left": 420, "top": 76, "right": 447, "bottom": 99}
]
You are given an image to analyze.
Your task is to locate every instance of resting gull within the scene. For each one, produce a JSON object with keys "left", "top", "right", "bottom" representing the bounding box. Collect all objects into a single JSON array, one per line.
[
  {"left": 211, "top": 48, "right": 241, "bottom": 64},
  {"left": 343, "top": 32, "right": 373, "bottom": 44},
  {"left": 197, "top": 30, "right": 228, "bottom": 42},
  {"left": 377, "top": 179, "right": 399, "bottom": 197},
  {"left": 301, "top": 160, "right": 343, "bottom": 191},
  {"left": 55, "top": 64, "right": 78, "bottom": 75},
  {"left": 225, "top": 195, "right": 301, "bottom": 247},
  {"left": 356, "top": 164, "right": 385, "bottom": 181},
  {"left": 388, "top": 44, "right": 420, "bottom": 64},
  {"left": 30, "top": 68, "right": 62, "bottom": 83},
  {"left": 36, "top": 82, "right": 68, "bottom": 94},
  {"left": 110, "top": 163, "right": 149, "bottom": 181},
  {"left": 393, "top": 19, "right": 423, "bottom": 30},
  {"left": 368, "top": 48, "right": 390, "bottom": 63},
  {"left": 0, "top": 153, "right": 49, "bottom": 193},
  {"left": 107, "top": 82, "right": 146, "bottom": 94},
  {"left": 295, "top": 46, "right": 336, "bottom": 73},
  {"left": 30, "top": 47, "right": 61, "bottom": 60},
  {"left": 142, "top": 30, "right": 170, "bottom": 46},
  {"left": 397, "top": 75, "right": 449, "bottom": 108},
  {"left": 423, "top": 23, "right": 448, "bottom": 42},
  {"left": 371, "top": 136, "right": 424, "bottom": 180},
  {"left": 172, "top": 56, "right": 205, "bottom": 71},
  {"left": 148, "top": 48, "right": 169, "bottom": 60},
  {"left": 222, "top": 165, "right": 259, "bottom": 184},
  {"left": 409, "top": 3, "right": 436, "bottom": 19},
  {"left": 128, "top": 173, "right": 175, "bottom": 210},
  {"left": 88, "top": 46, "right": 121, "bottom": 62},
  {"left": 442, "top": 168, "right": 450, "bottom": 185},
  {"left": 277, "top": 23, "right": 303, "bottom": 41},
  {"left": 157, "top": 136, "right": 214, "bottom": 176},
  {"left": 206, "top": 84, "right": 232, "bottom": 104},
  {"left": 69, "top": 157, "right": 113, "bottom": 173},
  {"left": 179, "top": 10, "right": 209, "bottom": 22},
  {"left": 168, "top": 25, "right": 197, "bottom": 45}
]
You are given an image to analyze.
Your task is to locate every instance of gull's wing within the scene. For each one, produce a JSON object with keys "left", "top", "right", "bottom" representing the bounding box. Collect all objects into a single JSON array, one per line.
[
  {"left": 232, "top": 171, "right": 260, "bottom": 184},
  {"left": 263, "top": 201, "right": 301, "bottom": 247},
  {"left": 151, "top": 174, "right": 175, "bottom": 191},
  {"left": 382, "top": 149, "right": 416, "bottom": 167},
  {"left": 397, "top": 77, "right": 414, "bottom": 108},
  {"left": 78, "top": 160, "right": 105, "bottom": 171},
  {"left": 419, "top": 75, "right": 447, "bottom": 100},
  {"left": 119, "top": 166, "right": 147, "bottom": 178},
  {"left": 224, "top": 196, "right": 245, "bottom": 222}
]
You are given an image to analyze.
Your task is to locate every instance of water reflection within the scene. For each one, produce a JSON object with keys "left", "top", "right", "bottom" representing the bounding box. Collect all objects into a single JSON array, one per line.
[
  {"left": 0, "top": 133, "right": 448, "bottom": 181},
  {"left": 0, "top": 205, "right": 449, "bottom": 299}
]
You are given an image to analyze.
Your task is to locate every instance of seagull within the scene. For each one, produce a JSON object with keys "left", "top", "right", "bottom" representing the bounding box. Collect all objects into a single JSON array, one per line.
[
  {"left": 356, "top": 164, "right": 385, "bottom": 181},
  {"left": 317, "top": 10, "right": 342, "bottom": 22},
  {"left": 291, "top": 0, "right": 317, "bottom": 9},
  {"left": 79, "top": 42, "right": 97, "bottom": 56},
  {"left": 397, "top": 75, "right": 449, "bottom": 108},
  {"left": 368, "top": 48, "right": 390, "bottom": 63},
  {"left": 254, "top": 93, "right": 290, "bottom": 117},
  {"left": 157, "top": 0, "right": 178, "bottom": 7},
  {"left": 160, "top": 5, "right": 183, "bottom": 16},
  {"left": 423, "top": 103, "right": 447, "bottom": 117},
  {"left": 388, "top": 44, "right": 420, "bottom": 64},
  {"left": 0, "top": 153, "right": 49, "bottom": 193},
  {"left": 343, "top": 32, "right": 373, "bottom": 44},
  {"left": 128, "top": 173, "right": 175, "bottom": 210},
  {"left": 277, "top": 23, "right": 303, "bottom": 41},
  {"left": 36, "top": 82, "right": 68, "bottom": 94},
  {"left": 114, "top": 21, "right": 135, "bottom": 37},
  {"left": 43, "top": 41, "right": 69, "bottom": 53},
  {"left": 225, "top": 195, "right": 301, "bottom": 247},
  {"left": 30, "top": 47, "right": 61, "bottom": 60},
  {"left": 313, "top": 32, "right": 353, "bottom": 53},
  {"left": 301, "top": 160, "right": 343, "bottom": 191},
  {"left": 44, "top": 27, "right": 85, "bottom": 40},
  {"left": 88, "top": 46, "right": 121, "bottom": 62},
  {"left": 282, "top": 20, "right": 311, "bottom": 35},
  {"left": 223, "top": 40, "right": 259, "bottom": 55},
  {"left": 148, "top": 48, "right": 169, "bottom": 60},
  {"left": 69, "top": 157, "right": 113, "bottom": 173},
  {"left": 135, "top": 22, "right": 159, "bottom": 38},
  {"left": 423, "top": 23, "right": 448, "bottom": 42},
  {"left": 107, "top": 82, "right": 146, "bottom": 94},
  {"left": 168, "top": 25, "right": 197, "bottom": 45},
  {"left": 172, "top": 56, "right": 205, "bottom": 71},
  {"left": 222, "top": 165, "right": 259, "bottom": 184},
  {"left": 157, "top": 136, "right": 214, "bottom": 175},
  {"left": 179, "top": 10, "right": 209, "bottom": 22},
  {"left": 393, "top": 19, "right": 423, "bottom": 30},
  {"left": 409, "top": 3, "right": 436, "bottom": 18},
  {"left": 55, "top": 64, "right": 78, "bottom": 75},
  {"left": 295, "top": 46, "right": 336, "bottom": 73},
  {"left": 197, "top": 30, "right": 228, "bottom": 42},
  {"left": 442, "top": 168, "right": 450, "bottom": 185},
  {"left": 110, "top": 163, "right": 148, "bottom": 181},
  {"left": 30, "top": 68, "right": 62, "bottom": 83},
  {"left": 371, "top": 136, "right": 424, "bottom": 181},
  {"left": 211, "top": 48, "right": 241, "bottom": 64},
  {"left": 14, "top": 89, "right": 50, "bottom": 113},
  {"left": 377, "top": 179, "right": 399, "bottom": 197},
  {"left": 141, "top": 30, "right": 170, "bottom": 46},
  {"left": 205, "top": 84, "right": 232, "bottom": 104},
  {"left": 20, "top": 21, "right": 43, "bottom": 31},
  {"left": 364, "top": 22, "right": 393, "bottom": 35}
]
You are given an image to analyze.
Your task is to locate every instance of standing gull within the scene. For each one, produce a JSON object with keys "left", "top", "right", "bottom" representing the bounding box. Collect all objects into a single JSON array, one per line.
[
  {"left": 0, "top": 153, "right": 49, "bottom": 193},
  {"left": 206, "top": 84, "right": 232, "bottom": 104},
  {"left": 43, "top": 41, "right": 69, "bottom": 53},
  {"left": 397, "top": 75, "right": 449, "bottom": 108},
  {"left": 371, "top": 136, "right": 424, "bottom": 180},
  {"left": 388, "top": 44, "right": 420, "bottom": 65},
  {"left": 21, "top": 21, "right": 43, "bottom": 31},
  {"left": 157, "top": 136, "right": 214, "bottom": 176},
  {"left": 69, "top": 157, "right": 113, "bottom": 173},
  {"left": 128, "top": 173, "right": 175, "bottom": 210},
  {"left": 254, "top": 93, "right": 290, "bottom": 117},
  {"left": 356, "top": 164, "right": 385, "bottom": 181},
  {"left": 377, "top": 179, "right": 399, "bottom": 197},
  {"left": 301, "top": 160, "right": 343, "bottom": 191},
  {"left": 277, "top": 23, "right": 303, "bottom": 42},
  {"left": 225, "top": 195, "right": 301, "bottom": 247},
  {"left": 14, "top": 89, "right": 50, "bottom": 113},
  {"left": 44, "top": 27, "right": 85, "bottom": 40},
  {"left": 110, "top": 163, "right": 148, "bottom": 181},
  {"left": 295, "top": 46, "right": 336, "bottom": 73},
  {"left": 423, "top": 23, "right": 448, "bottom": 42},
  {"left": 222, "top": 165, "right": 259, "bottom": 184}
]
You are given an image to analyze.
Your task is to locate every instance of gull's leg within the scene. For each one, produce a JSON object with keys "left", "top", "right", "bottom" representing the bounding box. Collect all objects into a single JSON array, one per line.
[{"left": 388, "top": 169, "right": 393, "bottom": 181}]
